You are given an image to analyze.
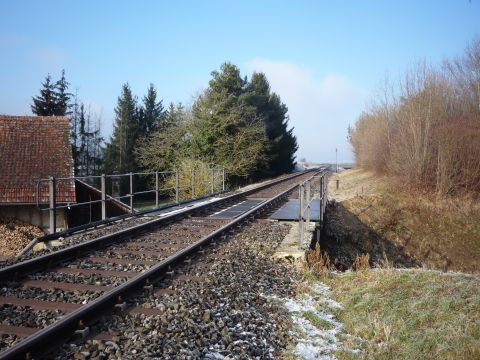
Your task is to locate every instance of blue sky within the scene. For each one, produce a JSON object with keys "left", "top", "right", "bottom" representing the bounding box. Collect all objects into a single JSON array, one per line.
[{"left": 1, "top": 0, "right": 479, "bottom": 163}]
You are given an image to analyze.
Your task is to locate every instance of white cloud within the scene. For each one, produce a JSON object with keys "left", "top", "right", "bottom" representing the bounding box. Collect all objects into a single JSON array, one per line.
[{"left": 245, "top": 58, "right": 368, "bottom": 163}]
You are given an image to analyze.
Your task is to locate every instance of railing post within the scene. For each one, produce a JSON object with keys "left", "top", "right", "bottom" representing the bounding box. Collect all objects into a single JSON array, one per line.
[
  {"left": 101, "top": 174, "right": 106, "bottom": 220},
  {"left": 49, "top": 176, "right": 56, "bottom": 234},
  {"left": 175, "top": 169, "right": 179, "bottom": 202},
  {"left": 306, "top": 180, "right": 311, "bottom": 224},
  {"left": 222, "top": 168, "right": 225, "bottom": 191},
  {"left": 298, "top": 184, "right": 301, "bottom": 245},
  {"left": 298, "top": 183, "right": 304, "bottom": 248},
  {"left": 211, "top": 169, "right": 215, "bottom": 194},
  {"left": 191, "top": 169, "right": 195, "bottom": 198},
  {"left": 129, "top": 172, "right": 134, "bottom": 213},
  {"left": 324, "top": 175, "right": 327, "bottom": 213},
  {"left": 322, "top": 174, "right": 327, "bottom": 218},
  {"left": 155, "top": 171, "right": 159, "bottom": 208},
  {"left": 319, "top": 176, "right": 324, "bottom": 224}
]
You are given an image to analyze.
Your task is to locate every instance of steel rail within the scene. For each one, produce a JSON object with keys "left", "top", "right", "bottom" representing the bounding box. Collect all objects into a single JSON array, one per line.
[
  {"left": 1, "top": 170, "right": 313, "bottom": 282},
  {"left": 0, "top": 171, "right": 317, "bottom": 360},
  {"left": 24, "top": 170, "right": 312, "bottom": 248},
  {"left": 17, "top": 171, "right": 311, "bottom": 258}
]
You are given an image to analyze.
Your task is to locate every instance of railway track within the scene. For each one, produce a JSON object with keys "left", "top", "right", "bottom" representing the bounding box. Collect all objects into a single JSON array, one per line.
[{"left": 0, "top": 170, "right": 321, "bottom": 359}]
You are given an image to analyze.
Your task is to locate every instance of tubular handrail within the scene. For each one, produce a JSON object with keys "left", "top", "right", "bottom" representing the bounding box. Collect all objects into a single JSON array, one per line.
[{"left": 34, "top": 167, "right": 227, "bottom": 233}]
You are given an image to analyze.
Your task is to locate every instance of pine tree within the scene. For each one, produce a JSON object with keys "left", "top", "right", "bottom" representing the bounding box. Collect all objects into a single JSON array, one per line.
[
  {"left": 73, "top": 103, "right": 104, "bottom": 176},
  {"left": 105, "top": 83, "right": 139, "bottom": 174},
  {"left": 70, "top": 93, "right": 80, "bottom": 173},
  {"left": 191, "top": 63, "right": 267, "bottom": 180},
  {"left": 31, "top": 74, "right": 57, "bottom": 115},
  {"left": 32, "top": 72, "right": 104, "bottom": 176},
  {"left": 90, "top": 116, "right": 104, "bottom": 175},
  {"left": 139, "top": 84, "right": 166, "bottom": 135},
  {"left": 54, "top": 69, "right": 71, "bottom": 116},
  {"left": 137, "top": 63, "right": 298, "bottom": 184},
  {"left": 31, "top": 70, "right": 71, "bottom": 116},
  {"left": 244, "top": 72, "right": 298, "bottom": 177},
  {"left": 265, "top": 93, "right": 298, "bottom": 174},
  {"left": 165, "top": 102, "right": 185, "bottom": 127},
  {"left": 78, "top": 104, "right": 87, "bottom": 174}
]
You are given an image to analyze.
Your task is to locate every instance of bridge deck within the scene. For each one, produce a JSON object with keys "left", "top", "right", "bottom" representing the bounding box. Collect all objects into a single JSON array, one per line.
[{"left": 270, "top": 199, "right": 320, "bottom": 221}]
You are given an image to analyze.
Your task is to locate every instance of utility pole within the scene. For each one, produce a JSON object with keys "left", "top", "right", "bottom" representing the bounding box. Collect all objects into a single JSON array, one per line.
[{"left": 335, "top": 148, "right": 338, "bottom": 173}]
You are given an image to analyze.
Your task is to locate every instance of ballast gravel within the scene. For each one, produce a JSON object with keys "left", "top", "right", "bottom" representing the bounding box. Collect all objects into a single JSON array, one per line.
[
  {"left": 76, "top": 260, "right": 150, "bottom": 273},
  {"left": 0, "top": 216, "right": 152, "bottom": 268},
  {"left": 0, "top": 304, "right": 62, "bottom": 328},
  {"left": 28, "top": 271, "right": 128, "bottom": 287},
  {"left": 53, "top": 220, "right": 299, "bottom": 359},
  {"left": 0, "top": 286, "right": 102, "bottom": 304}
]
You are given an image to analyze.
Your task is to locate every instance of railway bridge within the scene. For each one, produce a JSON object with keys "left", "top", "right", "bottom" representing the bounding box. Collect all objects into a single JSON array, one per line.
[{"left": 0, "top": 170, "right": 328, "bottom": 359}]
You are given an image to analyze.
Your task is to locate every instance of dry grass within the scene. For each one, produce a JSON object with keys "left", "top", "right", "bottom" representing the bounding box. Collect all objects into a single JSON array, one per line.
[
  {"left": 316, "top": 169, "right": 480, "bottom": 358},
  {"left": 328, "top": 169, "right": 383, "bottom": 202},
  {"left": 331, "top": 169, "right": 480, "bottom": 273},
  {"left": 351, "top": 253, "right": 370, "bottom": 271},
  {"left": 323, "top": 269, "right": 480, "bottom": 359},
  {"left": 306, "top": 244, "right": 332, "bottom": 274}
]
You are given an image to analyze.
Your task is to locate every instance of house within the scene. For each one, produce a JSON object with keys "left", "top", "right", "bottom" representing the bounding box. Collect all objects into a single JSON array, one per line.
[{"left": 0, "top": 115, "right": 75, "bottom": 232}]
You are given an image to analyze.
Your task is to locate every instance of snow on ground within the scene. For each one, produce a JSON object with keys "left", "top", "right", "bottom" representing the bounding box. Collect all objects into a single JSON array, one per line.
[{"left": 272, "top": 282, "right": 358, "bottom": 359}]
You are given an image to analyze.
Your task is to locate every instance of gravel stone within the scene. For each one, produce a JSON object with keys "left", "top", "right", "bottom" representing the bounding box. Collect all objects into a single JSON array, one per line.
[{"left": 54, "top": 219, "right": 298, "bottom": 359}]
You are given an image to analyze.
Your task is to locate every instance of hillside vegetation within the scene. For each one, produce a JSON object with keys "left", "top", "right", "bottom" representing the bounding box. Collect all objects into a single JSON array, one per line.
[
  {"left": 136, "top": 63, "right": 298, "bottom": 185},
  {"left": 302, "top": 169, "right": 480, "bottom": 359},
  {"left": 348, "top": 37, "right": 480, "bottom": 197},
  {"left": 323, "top": 269, "right": 480, "bottom": 360},
  {"left": 327, "top": 169, "right": 480, "bottom": 273}
]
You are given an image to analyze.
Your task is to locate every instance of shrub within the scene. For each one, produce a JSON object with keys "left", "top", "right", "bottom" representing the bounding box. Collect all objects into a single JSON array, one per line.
[{"left": 349, "top": 38, "right": 480, "bottom": 197}]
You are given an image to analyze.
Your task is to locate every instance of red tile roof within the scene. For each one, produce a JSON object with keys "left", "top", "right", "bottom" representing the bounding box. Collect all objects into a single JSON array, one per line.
[{"left": 0, "top": 116, "right": 76, "bottom": 204}]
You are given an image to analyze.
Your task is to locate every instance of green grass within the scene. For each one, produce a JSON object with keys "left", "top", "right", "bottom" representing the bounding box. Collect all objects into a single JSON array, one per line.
[
  {"left": 299, "top": 310, "right": 334, "bottom": 330},
  {"left": 322, "top": 269, "right": 480, "bottom": 360}
]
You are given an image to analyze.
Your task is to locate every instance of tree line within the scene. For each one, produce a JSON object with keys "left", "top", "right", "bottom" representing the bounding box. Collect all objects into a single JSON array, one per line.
[
  {"left": 349, "top": 37, "right": 480, "bottom": 196},
  {"left": 136, "top": 63, "right": 298, "bottom": 184},
  {"left": 31, "top": 70, "right": 103, "bottom": 177},
  {"left": 31, "top": 63, "right": 298, "bottom": 186}
]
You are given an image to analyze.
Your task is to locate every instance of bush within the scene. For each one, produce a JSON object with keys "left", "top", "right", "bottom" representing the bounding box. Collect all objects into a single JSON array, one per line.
[
  {"left": 165, "top": 158, "right": 216, "bottom": 201},
  {"left": 349, "top": 38, "right": 480, "bottom": 196}
]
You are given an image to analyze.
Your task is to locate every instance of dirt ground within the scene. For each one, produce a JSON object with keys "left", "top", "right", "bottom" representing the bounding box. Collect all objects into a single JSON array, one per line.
[{"left": 320, "top": 169, "right": 480, "bottom": 273}]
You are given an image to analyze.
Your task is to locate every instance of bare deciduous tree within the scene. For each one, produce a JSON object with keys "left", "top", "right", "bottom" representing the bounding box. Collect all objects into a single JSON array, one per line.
[{"left": 349, "top": 37, "right": 480, "bottom": 197}]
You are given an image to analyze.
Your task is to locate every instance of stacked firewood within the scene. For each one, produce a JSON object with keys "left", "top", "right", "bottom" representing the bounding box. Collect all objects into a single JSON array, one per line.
[{"left": 0, "top": 218, "right": 44, "bottom": 258}]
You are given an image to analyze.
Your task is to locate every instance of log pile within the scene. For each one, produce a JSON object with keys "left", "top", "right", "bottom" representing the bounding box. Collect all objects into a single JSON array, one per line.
[{"left": 0, "top": 218, "right": 44, "bottom": 259}]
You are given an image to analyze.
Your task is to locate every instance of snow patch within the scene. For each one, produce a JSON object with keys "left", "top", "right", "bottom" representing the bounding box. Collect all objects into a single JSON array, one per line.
[{"left": 274, "top": 281, "right": 348, "bottom": 359}]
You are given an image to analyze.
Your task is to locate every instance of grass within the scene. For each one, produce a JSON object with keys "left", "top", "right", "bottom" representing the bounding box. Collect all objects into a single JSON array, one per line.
[
  {"left": 307, "top": 169, "right": 480, "bottom": 359},
  {"left": 299, "top": 310, "right": 334, "bottom": 330},
  {"left": 322, "top": 269, "right": 480, "bottom": 360},
  {"left": 332, "top": 169, "right": 480, "bottom": 272},
  {"left": 346, "top": 188, "right": 480, "bottom": 272}
]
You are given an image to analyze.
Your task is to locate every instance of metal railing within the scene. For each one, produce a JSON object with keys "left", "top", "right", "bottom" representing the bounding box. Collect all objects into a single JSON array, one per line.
[
  {"left": 35, "top": 168, "right": 226, "bottom": 234},
  {"left": 298, "top": 171, "right": 328, "bottom": 247}
]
